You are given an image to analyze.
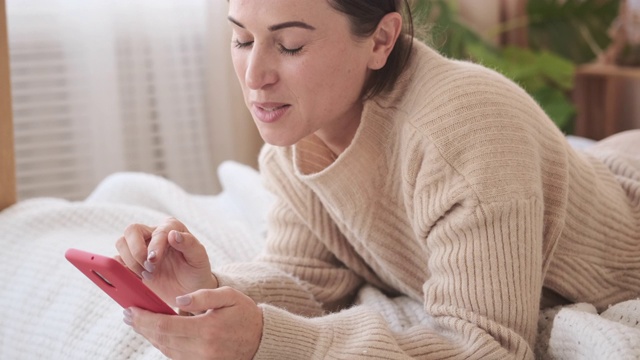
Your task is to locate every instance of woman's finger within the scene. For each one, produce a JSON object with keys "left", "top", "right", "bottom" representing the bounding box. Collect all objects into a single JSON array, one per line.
[
  {"left": 176, "top": 287, "right": 239, "bottom": 314},
  {"left": 115, "top": 235, "right": 145, "bottom": 276},
  {"left": 146, "top": 217, "right": 188, "bottom": 265},
  {"left": 167, "top": 230, "right": 211, "bottom": 271},
  {"left": 125, "top": 307, "right": 207, "bottom": 359},
  {"left": 122, "top": 223, "right": 155, "bottom": 266}
]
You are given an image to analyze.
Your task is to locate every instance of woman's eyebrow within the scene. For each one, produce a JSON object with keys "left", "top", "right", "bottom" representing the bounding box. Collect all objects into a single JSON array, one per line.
[
  {"left": 269, "top": 21, "right": 316, "bottom": 31},
  {"left": 227, "top": 16, "right": 316, "bottom": 32}
]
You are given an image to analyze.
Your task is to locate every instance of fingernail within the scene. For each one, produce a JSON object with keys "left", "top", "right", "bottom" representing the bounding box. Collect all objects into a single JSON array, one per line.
[
  {"left": 147, "top": 250, "right": 157, "bottom": 261},
  {"left": 142, "top": 270, "right": 154, "bottom": 281},
  {"left": 144, "top": 260, "right": 155, "bottom": 273},
  {"left": 176, "top": 295, "right": 192, "bottom": 306},
  {"left": 123, "top": 308, "right": 133, "bottom": 325},
  {"left": 174, "top": 231, "right": 183, "bottom": 243}
]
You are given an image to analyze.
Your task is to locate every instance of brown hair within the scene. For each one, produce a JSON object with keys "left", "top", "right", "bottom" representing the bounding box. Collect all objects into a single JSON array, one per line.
[{"left": 327, "top": 0, "right": 414, "bottom": 98}]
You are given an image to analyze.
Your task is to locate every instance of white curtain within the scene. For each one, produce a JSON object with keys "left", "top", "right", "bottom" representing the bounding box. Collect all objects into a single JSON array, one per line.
[{"left": 7, "top": 0, "right": 260, "bottom": 200}]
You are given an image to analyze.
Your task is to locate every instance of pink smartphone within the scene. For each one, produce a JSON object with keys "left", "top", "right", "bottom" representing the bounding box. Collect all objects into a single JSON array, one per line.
[{"left": 65, "top": 248, "right": 176, "bottom": 315}]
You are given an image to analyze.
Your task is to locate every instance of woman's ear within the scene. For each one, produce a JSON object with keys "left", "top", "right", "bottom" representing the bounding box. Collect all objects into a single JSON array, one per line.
[{"left": 368, "top": 12, "right": 403, "bottom": 70}]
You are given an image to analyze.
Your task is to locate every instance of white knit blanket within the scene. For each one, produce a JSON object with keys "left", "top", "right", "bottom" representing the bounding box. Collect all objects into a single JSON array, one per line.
[{"left": 0, "top": 160, "right": 638, "bottom": 359}]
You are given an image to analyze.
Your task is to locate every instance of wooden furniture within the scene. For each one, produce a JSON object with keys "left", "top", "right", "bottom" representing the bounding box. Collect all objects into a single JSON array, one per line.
[
  {"left": 573, "top": 64, "right": 640, "bottom": 140},
  {"left": 499, "top": 0, "right": 528, "bottom": 47},
  {"left": 0, "top": 0, "right": 16, "bottom": 211}
]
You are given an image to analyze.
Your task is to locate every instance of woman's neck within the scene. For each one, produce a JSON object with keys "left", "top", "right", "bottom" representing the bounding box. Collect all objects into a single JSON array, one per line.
[{"left": 314, "top": 104, "right": 363, "bottom": 156}]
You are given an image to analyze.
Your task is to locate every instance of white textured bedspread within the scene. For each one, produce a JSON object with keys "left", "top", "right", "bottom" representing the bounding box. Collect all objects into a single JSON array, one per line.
[{"left": 0, "top": 161, "right": 638, "bottom": 359}]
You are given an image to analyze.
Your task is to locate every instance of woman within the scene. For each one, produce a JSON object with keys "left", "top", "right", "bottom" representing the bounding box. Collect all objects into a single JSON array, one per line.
[{"left": 116, "top": 0, "right": 640, "bottom": 359}]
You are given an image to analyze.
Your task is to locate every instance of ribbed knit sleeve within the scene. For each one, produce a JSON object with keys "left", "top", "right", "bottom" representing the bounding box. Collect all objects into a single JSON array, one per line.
[
  {"left": 214, "top": 193, "right": 365, "bottom": 316},
  {"left": 248, "top": 198, "right": 542, "bottom": 359}
]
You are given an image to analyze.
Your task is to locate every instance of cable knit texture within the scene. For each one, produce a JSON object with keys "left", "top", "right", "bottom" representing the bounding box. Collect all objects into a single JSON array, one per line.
[{"left": 216, "top": 40, "right": 640, "bottom": 359}]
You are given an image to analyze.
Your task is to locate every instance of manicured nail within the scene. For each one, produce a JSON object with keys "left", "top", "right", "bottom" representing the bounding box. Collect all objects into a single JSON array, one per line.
[
  {"left": 144, "top": 260, "right": 155, "bottom": 273},
  {"left": 173, "top": 231, "right": 183, "bottom": 243},
  {"left": 142, "top": 270, "right": 154, "bottom": 281},
  {"left": 123, "top": 308, "right": 133, "bottom": 325},
  {"left": 176, "top": 295, "right": 192, "bottom": 306},
  {"left": 147, "top": 250, "right": 157, "bottom": 261}
]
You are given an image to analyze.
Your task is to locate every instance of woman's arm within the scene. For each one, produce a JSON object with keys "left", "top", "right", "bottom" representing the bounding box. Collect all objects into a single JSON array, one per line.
[
  {"left": 125, "top": 196, "right": 542, "bottom": 360},
  {"left": 250, "top": 198, "right": 542, "bottom": 359},
  {"left": 214, "top": 194, "right": 365, "bottom": 316}
]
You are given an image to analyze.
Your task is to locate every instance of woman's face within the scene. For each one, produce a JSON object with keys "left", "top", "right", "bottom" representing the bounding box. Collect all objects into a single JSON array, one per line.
[{"left": 228, "top": 0, "right": 376, "bottom": 152}]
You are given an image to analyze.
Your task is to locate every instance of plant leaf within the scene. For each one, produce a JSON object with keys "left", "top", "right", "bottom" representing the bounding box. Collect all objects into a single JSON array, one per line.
[{"left": 532, "top": 87, "right": 576, "bottom": 132}]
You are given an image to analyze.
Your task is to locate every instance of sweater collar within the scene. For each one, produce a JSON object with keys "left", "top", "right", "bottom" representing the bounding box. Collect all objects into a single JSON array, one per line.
[{"left": 291, "top": 100, "right": 393, "bottom": 212}]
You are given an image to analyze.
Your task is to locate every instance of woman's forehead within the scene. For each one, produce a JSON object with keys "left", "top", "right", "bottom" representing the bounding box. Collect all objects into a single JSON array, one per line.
[
  {"left": 228, "top": 0, "right": 346, "bottom": 31},
  {"left": 228, "top": 0, "right": 337, "bottom": 20}
]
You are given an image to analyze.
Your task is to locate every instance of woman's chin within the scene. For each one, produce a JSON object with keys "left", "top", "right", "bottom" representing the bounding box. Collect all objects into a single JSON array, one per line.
[{"left": 258, "top": 131, "right": 298, "bottom": 148}]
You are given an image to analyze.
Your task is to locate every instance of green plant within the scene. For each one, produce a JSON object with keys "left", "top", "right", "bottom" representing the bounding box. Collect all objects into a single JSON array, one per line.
[
  {"left": 526, "top": 0, "right": 619, "bottom": 64},
  {"left": 411, "top": 0, "right": 620, "bottom": 134}
]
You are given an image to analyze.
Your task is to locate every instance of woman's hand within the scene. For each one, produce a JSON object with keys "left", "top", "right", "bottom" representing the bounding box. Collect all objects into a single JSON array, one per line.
[
  {"left": 123, "top": 287, "right": 263, "bottom": 360},
  {"left": 115, "top": 217, "right": 218, "bottom": 306}
]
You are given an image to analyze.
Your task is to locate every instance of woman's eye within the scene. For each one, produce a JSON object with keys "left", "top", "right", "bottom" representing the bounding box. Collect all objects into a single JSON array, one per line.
[
  {"left": 278, "top": 44, "right": 303, "bottom": 56},
  {"left": 233, "top": 39, "right": 253, "bottom": 49},
  {"left": 233, "top": 39, "right": 302, "bottom": 55}
]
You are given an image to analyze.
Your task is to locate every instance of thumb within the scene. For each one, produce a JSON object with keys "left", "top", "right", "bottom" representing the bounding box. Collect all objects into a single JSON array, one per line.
[
  {"left": 167, "top": 230, "right": 211, "bottom": 270},
  {"left": 176, "top": 287, "right": 237, "bottom": 314}
]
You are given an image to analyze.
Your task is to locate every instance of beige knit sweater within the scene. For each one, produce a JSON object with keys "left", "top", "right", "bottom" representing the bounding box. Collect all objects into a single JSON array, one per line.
[{"left": 216, "top": 40, "right": 640, "bottom": 359}]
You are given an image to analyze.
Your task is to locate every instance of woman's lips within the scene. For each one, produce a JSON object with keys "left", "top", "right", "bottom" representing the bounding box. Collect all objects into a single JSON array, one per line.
[{"left": 252, "top": 102, "right": 291, "bottom": 123}]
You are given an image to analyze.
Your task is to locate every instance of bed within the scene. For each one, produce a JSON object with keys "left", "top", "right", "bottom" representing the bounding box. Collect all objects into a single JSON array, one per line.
[
  {"left": 1, "top": 158, "right": 640, "bottom": 360},
  {"left": 1, "top": 6, "right": 639, "bottom": 360}
]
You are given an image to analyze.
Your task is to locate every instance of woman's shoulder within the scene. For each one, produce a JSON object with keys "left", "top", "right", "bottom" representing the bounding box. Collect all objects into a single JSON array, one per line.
[
  {"left": 395, "top": 40, "right": 559, "bottom": 144},
  {"left": 389, "top": 41, "right": 570, "bottom": 202},
  {"left": 403, "top": 40, "right": 538, "bottom": 117}
]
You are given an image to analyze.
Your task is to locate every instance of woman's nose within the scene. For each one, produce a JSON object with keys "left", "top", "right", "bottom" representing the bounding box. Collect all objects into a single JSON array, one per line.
[{"left": 245, "top": 47, "right": 278, "bottom": 90}]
